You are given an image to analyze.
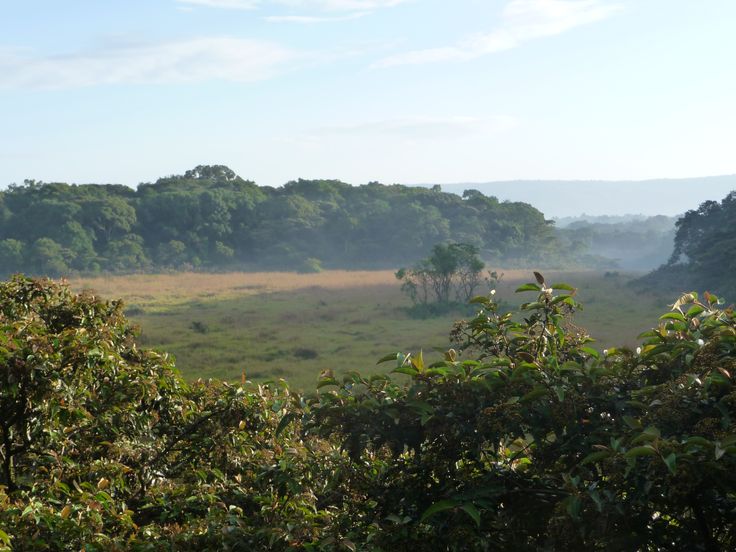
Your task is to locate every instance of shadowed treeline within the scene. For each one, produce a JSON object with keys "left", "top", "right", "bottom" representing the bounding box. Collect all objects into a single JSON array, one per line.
[{"left": 1, "top": 165, "right": 606, "bottom": 277}]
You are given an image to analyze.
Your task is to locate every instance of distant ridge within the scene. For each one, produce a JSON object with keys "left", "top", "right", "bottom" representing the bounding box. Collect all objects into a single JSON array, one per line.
[{"left": 415, "top": 175, "right": 736, "bottom": 218}]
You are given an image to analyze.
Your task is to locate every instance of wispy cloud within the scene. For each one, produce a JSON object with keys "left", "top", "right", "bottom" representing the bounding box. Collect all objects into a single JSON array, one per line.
[
  {"left": 314, "top": 115, "right": 517, "bottom": 140},
  {"left": 264, "top": 11, "right": 368, "bottom": 23},
  {"left": 0, "top": 37, "right": 302, "bottom": 89},
  {"left": 375, "top": 0, "right": 622, "bottom": 67}
]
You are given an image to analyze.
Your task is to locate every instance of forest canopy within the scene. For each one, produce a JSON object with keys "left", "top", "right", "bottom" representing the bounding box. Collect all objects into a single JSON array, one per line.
[
  {"left": 638, "top": 191, "right": 736, "bottom": 298},
  {"left": 1, "top": 166, "right": 589, "bottom": 277}
]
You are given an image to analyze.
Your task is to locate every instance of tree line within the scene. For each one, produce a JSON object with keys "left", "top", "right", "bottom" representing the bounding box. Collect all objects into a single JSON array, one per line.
[
  {"left": 0, "top": 165, "right": 576, "bottom": 277},
  {"left": 638, "top": 190, "right": 736, "bottom": 299}
]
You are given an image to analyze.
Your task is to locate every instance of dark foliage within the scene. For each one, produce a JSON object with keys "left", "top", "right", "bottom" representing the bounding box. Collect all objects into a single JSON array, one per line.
[
  {"left": 1, "top": 275, "right": 735, "bottom": 550},
  {"left": 0, "top": 166, "right": 564, "bottom": 277},
  {"left": 638, "top": 191, "right": 736, "bottom": 297}
]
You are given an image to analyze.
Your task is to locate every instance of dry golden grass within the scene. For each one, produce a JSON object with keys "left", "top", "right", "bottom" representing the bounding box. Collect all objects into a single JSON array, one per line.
[
  {"left": 69, "top": 270, "right": 401, "bottom": 307},
  {"left": 68, "top": 269, "right": 586, "bottom": 308}
]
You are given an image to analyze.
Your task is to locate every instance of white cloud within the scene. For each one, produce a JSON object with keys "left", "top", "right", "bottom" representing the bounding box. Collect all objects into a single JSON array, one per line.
[
  {"left": 376, "top": 0, "right": 621, "bottom": 67},
  {"left": 264, "top": 11, "right": 368, "bottom": 23},
  {"left": 0, "top": 37, "right": 302, "bottom": 89}
]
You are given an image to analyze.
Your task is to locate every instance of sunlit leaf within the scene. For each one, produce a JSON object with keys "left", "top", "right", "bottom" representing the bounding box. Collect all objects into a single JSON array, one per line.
[{"left": 516, "top": 283, "right": 541, "bottom": 293}]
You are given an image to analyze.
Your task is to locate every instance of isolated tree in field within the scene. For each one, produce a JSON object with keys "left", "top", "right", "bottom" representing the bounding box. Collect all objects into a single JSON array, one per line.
[{"left": 396, "top": 242, "right": 485, "bottom": 305}]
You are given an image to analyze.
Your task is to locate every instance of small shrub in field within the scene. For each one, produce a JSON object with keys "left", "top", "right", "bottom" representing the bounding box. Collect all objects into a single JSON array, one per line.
[
  {"left": 293, "top": 346, "right": 319, "bottom": 360},
  {"left": 298, "top": 257, "right": 323, "bottom": 274},
  {"left": 190, "top": 319, "right": 210, "bottom": 334}
]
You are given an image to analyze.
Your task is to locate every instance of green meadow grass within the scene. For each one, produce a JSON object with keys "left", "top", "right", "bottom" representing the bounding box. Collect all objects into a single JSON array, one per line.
[
  {"left": 88, "top": 270, "right": 675, "bottom": 390},
  {"left": 131, "top": 284, "right": 454, "bottom": 389}
]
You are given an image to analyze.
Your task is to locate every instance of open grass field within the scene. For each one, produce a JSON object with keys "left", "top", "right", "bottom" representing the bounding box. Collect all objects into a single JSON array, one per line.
[{"left": 70, "top": 270, "right": 676, "bottom": 389}]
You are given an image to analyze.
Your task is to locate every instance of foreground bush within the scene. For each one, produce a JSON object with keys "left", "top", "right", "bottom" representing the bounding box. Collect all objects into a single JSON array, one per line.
[
  {"left": 0, "top": 276, "right": 350, "bottom": 550},
  {"left": 1, "top": 274, "right": 735, "bottom": 550}
]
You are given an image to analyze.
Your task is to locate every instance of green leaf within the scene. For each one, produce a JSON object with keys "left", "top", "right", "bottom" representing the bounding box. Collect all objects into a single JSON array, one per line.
[
  {"left": 553, "top": 385, "right": 566, "bottom": 402},
  {"left": 663, "top": 452, "right": 677, "bottom": 474},
  {"left": 550, "top": 283, "right": 575, "bottom": 291},
  {"left": 0, "top": 529, "right": 10, "bottom": 546},
  {"left": 515, "top": 283, "right": 541, "bottom": 293},
  {"left": 316, "top": 378, "right": 339, "bottom": 389},
  {"left": 622, "top": 416, "right": 642, "bottom": 429},
  {"left": 425, "top": 367, "right": 449, "bottom": 377},
  {"left": 411, "top": 350, "right": 425, "bottom": 372},
  {"left": 625, "top": 445, "right": 657, "bottom": 458},
  {"left": 660, "top": 312, "right": 686, "bottom": 322},
  {"left": 565, "top": 496, "right": 581, "bottom": 519},
  {"left": 685, "top": 436, "right": 712, "bottom": 449},
  {"left": 588, "top": 488, "right": 604, "bottom": 512},
  {"left": 520, "top": 386, "right": 547, "bottom": 403},
  {"left": 376, "top": 352, "right": 401, "bottom": 365},
  {"left": 275, "top": 412, "right": 297, "bottom": 437},
  {"left": 715, "top": 443, "right": 726, "bottom": 460},
  {"left": 632, "top": 426, "right": 660, "bottom": 444},
  {"left": 421, "top": 499, "right": 459, "bottom": 522},
  {"left": 407, "top": 399, "right": 434, "bottom": 416},
  {"left": 551, "top": 294, "right": 573, "bottom": 305},
  {"left": 392, "top": 365, "right": 419, "bottom": 377},
  {"left": 581, "top": 450, "right": 612, "bottom": 465},
  {"left": 580, "top": 347, "right": 600, "bottom": 359},
  {"left": 460, "top": 503, "right": 481, "bottom": 527}
]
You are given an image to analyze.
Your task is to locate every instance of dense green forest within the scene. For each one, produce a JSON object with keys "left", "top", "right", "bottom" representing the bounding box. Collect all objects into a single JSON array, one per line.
[
  {"left": 639, "top": 191, "right": 736, "bottom": 298},
  {"left": 1, "top": 275, "right": 734, "bottom": 550},
  {"left": 0, "top": 165, "right": 567, "bottom": 276}
]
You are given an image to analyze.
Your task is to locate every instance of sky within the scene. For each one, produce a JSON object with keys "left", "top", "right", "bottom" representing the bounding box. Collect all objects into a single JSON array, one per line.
[{"left": 1, "top": 0, "right": 735, "bottom": 215}]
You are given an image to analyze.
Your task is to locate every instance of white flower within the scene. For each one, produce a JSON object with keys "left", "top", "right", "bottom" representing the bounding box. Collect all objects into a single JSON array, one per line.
[
  {"left": 636, "top": 347, "right": 642, "bottom": 356},
  {"left": 603, "top": 349, "right": 608, "bottom": 356},
  {"left": 697, "top": 339, "right": 705, "bottom": 347},
  {"left": 490, "top": 289, "right": 496, "bottom": 296}
]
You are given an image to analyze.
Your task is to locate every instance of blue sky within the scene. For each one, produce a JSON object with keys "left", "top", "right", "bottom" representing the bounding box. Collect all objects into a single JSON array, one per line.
[{"left": 2, "top": 0, "right": 735, "bottom": 214}]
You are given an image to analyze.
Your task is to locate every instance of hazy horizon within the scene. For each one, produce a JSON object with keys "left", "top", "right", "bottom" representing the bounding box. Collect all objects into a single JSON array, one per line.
[{"left": 427, "top": 174, "right": 736, "bottom": 217}]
